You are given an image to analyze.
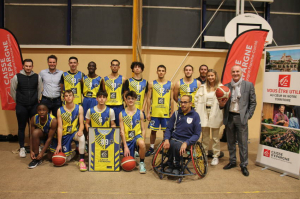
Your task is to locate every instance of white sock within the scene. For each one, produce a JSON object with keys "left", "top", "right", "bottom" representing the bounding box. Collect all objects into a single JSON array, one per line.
[{"left": 150, "top": 144, "right": 154, "bottom": 149}]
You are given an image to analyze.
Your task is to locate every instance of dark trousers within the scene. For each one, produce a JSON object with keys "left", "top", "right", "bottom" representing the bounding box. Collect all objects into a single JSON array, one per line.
[
  {"left": 226, "top": 113, "right": 249, "bottom": 167},
  {"left": 167, "top": 139, "right": 184, "bottom": 169},
  {"left": 16, "top": 104, "right": 37, "bottom": 148},
  {"left": 41, "top": 96, "right": 62, "bottom": 118}
]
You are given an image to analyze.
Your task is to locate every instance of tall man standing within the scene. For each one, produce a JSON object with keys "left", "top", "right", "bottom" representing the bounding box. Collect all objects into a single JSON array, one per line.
[
  {"left": 82, "top": 61, "right": 102, "bottom": 119},
  {"left": 123, "top": 62, "right": 148, "bottom": 114},
  {"left": 173, "top": 65, "right": 201, "bottom": 108},
  {"left": 39, "top": 55, "right": 63, "bottom": 117},
  {"left": 10, "top": 59, "right": 43, "bottom": 158},
  {"left": 103, "top": 59, "right": 126, "bottom": 127},
  {"left": 146, "top": 65, "right": 174, "bottom": 156},
  {"left": 196, "top": 64, "right": 208, "bottom": 84},
  {"left": 218, "top": 65, "right": 256, "bottom": 177},
  {"left": 60, "top": 57, "right": 84, "bottom": 105}
]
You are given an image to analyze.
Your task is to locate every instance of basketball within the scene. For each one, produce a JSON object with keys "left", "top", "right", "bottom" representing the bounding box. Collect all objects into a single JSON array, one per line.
[
  {"left": 216, "top": 86, "right": 231, "bottom": 100},
  {"left": 52, "top": 152, "right": 66, "bottom": 167},
  {"left": 121, "top": 156, "right": 136, "bottom": 171}
]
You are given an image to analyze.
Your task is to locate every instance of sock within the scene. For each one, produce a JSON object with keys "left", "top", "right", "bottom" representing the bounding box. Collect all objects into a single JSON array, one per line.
[
  {"left": 140, "top": 158, "right": 144, "bottom": 163},
  {"left": 150, "top": 144, "right": 154, "bottom": 149},
  {"left": 80, "top": 154, "right": 84, "bottom": 159}
]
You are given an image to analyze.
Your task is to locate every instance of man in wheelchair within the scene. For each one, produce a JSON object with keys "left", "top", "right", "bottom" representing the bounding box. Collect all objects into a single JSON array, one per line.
[{"left": 163, "top": 95, "right": 201, "bottom": 175}]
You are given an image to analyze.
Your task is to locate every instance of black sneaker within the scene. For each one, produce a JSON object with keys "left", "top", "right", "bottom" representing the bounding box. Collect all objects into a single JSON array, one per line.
[
  {"left": 28, "top": 159, "right": 42, "bottom": 169},
  {"left": 145, "top": 147, "right": 154, "bottom": 157}
]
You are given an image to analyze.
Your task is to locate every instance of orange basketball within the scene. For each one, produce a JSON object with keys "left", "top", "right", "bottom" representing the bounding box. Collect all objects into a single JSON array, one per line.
[
  {"left": 216, "top": 86, "right": 231, "bottom": 100},
  {"left": 52, "top": 152, "right": 66, "bottom": 166},
  {"left": 121, "top": 156, "right": 136, "bottom": 171}
]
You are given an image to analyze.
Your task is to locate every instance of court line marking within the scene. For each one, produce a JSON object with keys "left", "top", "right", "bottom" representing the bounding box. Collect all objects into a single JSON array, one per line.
[{"left": 1, "top": 190, "right": 299, "bottom": 195}]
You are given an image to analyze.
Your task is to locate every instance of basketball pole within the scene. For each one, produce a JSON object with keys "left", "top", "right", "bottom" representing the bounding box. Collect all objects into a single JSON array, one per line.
[{"left": 170, "top": 0, "right": 225, "bottom": 81}]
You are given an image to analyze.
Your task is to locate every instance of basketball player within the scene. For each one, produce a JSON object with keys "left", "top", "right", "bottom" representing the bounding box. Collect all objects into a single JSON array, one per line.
[
  {"left": 119, "top": 91, "right": 146, "bottom": 174},
  {"left": 173, "top": 65, "right": 201, "bottom": 107},
  {"left": 85, "top": 90, "right": 116, "bottom": 129},
  {"left": 146, "top": 65, "right": 174, "bottom": 156},
  {"left": 60, "top": 57, "right": 84, "bottom": 105},
  {"left": 123, "top": 62, "right": 148, "bottom": 114},
  {"left": 82, "top": 61, "right": 102, "bottom": 120},
  {"left": 28, "top": 104, "right": 57, "bottom": 169},
  {"left": 102, "top": 59, "right": 126, "bottom": 127},
  {"left": 50, "top": 90, "right": 87, "bottom": 172}
]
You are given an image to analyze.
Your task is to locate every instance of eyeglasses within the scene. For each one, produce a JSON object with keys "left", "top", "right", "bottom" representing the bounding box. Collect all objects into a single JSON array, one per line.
[{"left": 180, "top": 101, "right": 190, "bottom": 104}]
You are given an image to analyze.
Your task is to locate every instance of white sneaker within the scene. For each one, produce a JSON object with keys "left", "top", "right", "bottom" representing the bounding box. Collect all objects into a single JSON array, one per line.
[
  {"left": 211, "top": 157, "right": 219, "bottom": 166},
  {"left": 66, "top": 151, "right": 76, "bottom": 162},
  {"left": 19, "top": 147, "right": 26, "bottom": 158}
]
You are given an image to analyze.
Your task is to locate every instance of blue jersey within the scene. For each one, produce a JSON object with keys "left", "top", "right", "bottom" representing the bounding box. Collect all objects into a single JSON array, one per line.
[{"left": 33, "top": 113, "right": 55, "bottom": 134}]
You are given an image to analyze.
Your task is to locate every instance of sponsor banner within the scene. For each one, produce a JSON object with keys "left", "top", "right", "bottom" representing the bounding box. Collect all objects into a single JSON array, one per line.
[
  {"left": 256, "top": 45, "right": 300, "bottom": 178},
  {"left": 221, "top": 29, "right": 268, "bottom": 85},
  {"left": 0, "top": 28, "right": 23, "bottom": 110},
  {"left": 256, "top": 144, "right": 299, "bottom": 176}
]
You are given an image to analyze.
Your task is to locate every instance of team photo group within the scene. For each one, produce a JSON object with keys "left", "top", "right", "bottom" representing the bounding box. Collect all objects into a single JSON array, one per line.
[{"left": 11, "top": 54, "right": 256, "bottom": 177}]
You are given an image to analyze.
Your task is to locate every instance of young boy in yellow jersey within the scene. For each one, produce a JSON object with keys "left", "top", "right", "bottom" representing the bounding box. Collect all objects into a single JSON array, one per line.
[
  {"left": 119, "top": 91, "right": 146, "bottom": 174},
  {"left": 173, "top": 65, "right": 201, "bottom": 107},
  {"left": 123, "top": 62, "right": 148, "bottom": 115},
  {"left": 146, "top": 65, "right": 174, "bottom": 156},
  {"left": 83, "top": 61, "right": 102, "bottom": 120},
  {"left": 102, "top": 59, "right": 126, "bottom": 127},
  {"left": 28, "top": 104, "right": 57, "bottom": 169},
  {"left": 50, "top": 90, "right": 87, "bottom": 172},
  {"left": 85, "top": 90, "right": 116, "bottom": 130},
  {"left": 60, "top": 57, "right": 84, "bottom": 105}
]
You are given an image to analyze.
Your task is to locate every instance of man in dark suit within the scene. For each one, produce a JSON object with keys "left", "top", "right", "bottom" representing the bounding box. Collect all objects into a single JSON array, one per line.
[{"left": 219, "top": 65, "right": 256, "bottom": 176}]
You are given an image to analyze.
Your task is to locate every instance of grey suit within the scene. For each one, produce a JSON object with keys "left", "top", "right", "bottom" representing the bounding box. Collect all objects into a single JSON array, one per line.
[{"left": 223, "top": 80, "right": 256, "bottom": 167}]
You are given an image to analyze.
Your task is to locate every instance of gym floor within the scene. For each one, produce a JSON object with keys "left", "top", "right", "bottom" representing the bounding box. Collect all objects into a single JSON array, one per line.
[{"left": 0, "top": 137, "right": 299, "bottom": 199}]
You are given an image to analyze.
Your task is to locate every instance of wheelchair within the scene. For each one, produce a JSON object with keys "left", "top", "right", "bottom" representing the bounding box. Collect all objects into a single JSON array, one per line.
[{"left": 152, "top": 140, "right": 208, "bottom": 183}]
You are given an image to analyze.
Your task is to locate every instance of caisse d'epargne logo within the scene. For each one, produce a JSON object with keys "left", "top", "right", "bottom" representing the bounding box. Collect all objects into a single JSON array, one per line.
[
  {"left": 278, "top": 75, "right": 291, "bottom": 87},
  {"left": 263, "top": 149, "right": 270, "bottom": 157}
]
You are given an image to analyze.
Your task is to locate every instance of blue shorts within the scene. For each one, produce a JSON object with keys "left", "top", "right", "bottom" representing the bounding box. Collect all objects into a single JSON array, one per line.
[
  {"left": 126, "top": 134, "right": 143, "bottom": 157},
  {"left": 50, "top": 133, "right": 76, "bottom": 156},
  {"left": 83, "top": 97, "right": 98, "bottom": 120},
  {"left": 148, "top": 117, "right": 170, "bottom": 131},
  {"left": 107, "top": 105, "right": 124, "bottom": 127}
]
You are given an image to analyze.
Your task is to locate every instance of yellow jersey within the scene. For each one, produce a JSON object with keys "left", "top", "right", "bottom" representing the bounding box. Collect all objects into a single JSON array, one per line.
[
  {"left": 60, "top": 104, "right": 80, "bottom": 136},
  {"left": 62, "top": 71, "right": 83, "bottom": 104},
  {"left": 104, "top": 75, "right": 123, "bottom": 106},
  {"left": 128, "top": 78, "right": 147, "bottom": 110},
  {"left": 90, "top": 128, "right": 120, "bottom": 171},
  {"left": 151, "top": 80, "right": 172, "bottom": 118},
  {"left": 121, "top": 109, "right": 142, "bottom": 142},
  {"left": 83, "top": 75, "right": 101, "bottom": 98},
  {"left": 179, "top": 78, "right": 199, "bottom": 107}
]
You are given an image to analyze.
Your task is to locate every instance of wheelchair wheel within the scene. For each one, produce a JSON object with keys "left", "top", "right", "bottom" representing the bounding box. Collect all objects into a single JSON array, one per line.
[
  {"left": 191, "top": 142, "right": 208, "bottom": 178},
  {"left": 152, "top": 141, "right": 168, "bottom": 169}
]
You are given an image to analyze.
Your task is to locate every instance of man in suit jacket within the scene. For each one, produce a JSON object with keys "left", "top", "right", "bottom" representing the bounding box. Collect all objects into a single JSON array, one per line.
[{"left": 219, "top": 65, "right": 256, "bottom": 176}]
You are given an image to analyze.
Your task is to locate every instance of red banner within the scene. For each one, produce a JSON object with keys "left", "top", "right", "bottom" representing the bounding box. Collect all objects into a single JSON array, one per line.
[
  {"left": 0, "top": 28, "right": 23, "bottom": 110},
  {"left": 221, "top": 29, "right": 269, "bottom": 85}
]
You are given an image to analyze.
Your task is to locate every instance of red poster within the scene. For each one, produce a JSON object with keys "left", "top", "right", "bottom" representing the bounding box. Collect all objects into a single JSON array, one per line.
[
  {"left": 0, "top": 28, "right": 23, "bottom": 110},
  {"left": 221, "top": 29, "right": 269, "bottom": 85}
]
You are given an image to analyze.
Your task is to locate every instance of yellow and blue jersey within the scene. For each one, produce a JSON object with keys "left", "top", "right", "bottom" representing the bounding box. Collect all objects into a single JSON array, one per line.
[
  {"left": 121, "top": 109, "right": 142, "bottom": 142},
  {"left": 151, "top": 80, "right": 172, "bottom": 118},
  {"left": 63, "top": 71, "right": 83, "bottom": 104},
  {"left": 104, "top": 75, "right": 123, "bottom": 106},
  {"left": 179, "top": 78, "right": 199, "bottom": 107},
  {"left": 90, "top": 128, "right": 120, "bottom": 171},
  {"left": 83, "top": 75, "right": 101, "bottom": 98},
  {"left": 60, "top": 104, "right": 80, "bottom": 136},
  {"left": 90, "top": 106, "right": 111, "bottom": 128},
  {"left": 128, "top": 78, "right": 147, "bottom": 110},
  {"left": 34, "top": 113, "right": 55, "bottom": 134}
]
